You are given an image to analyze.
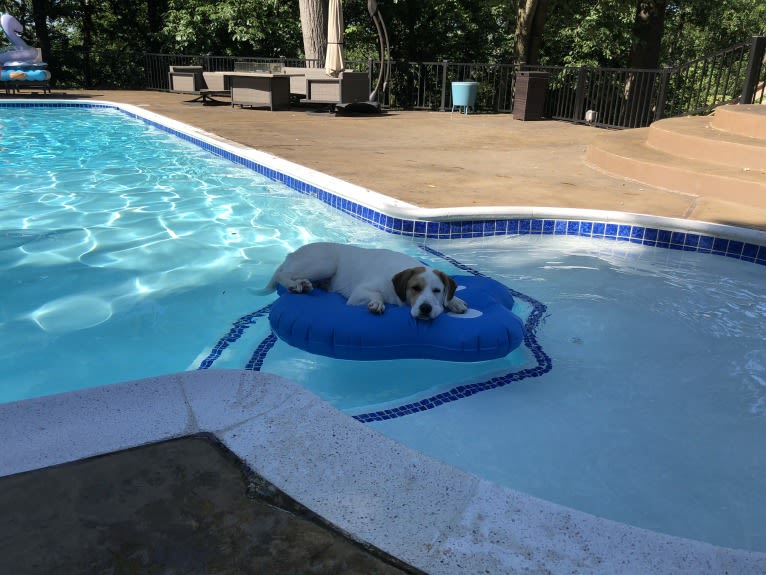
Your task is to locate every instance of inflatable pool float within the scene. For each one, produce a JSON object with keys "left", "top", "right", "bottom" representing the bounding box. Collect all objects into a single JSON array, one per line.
[
  {"left": 1, "top": 13, "right": 51, "bottom": 88},
  {"left": 0, "top": 14, "right": 39, "bottom": 65},
  {"left": 0, "top": 67, "right": 50, "bottom": 82},
  {"left": 269, "top": 274, "right": 526, "bottom": 361}
]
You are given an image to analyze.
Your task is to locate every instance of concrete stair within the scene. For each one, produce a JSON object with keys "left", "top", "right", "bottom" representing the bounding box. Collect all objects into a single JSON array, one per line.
[{"left": 586, "top": 104, "right": 766, "bottom": 209}]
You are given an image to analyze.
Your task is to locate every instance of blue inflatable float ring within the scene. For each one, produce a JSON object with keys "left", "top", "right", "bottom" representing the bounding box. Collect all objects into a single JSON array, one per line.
[
  {"left": 0, "top": 68, "right": 50, "bottom": 82},
  {"left": 269, "top": 274, "right": 525, "bottom": 362}
]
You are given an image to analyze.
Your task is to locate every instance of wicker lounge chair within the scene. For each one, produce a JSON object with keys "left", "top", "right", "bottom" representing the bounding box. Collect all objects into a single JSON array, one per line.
[{"left": 168, "top": 65, "right": 230, "bottom": 105}]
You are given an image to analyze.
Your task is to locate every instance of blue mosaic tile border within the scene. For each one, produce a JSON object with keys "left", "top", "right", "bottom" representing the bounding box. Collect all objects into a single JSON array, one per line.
[
  {"left": 198, "top": 307, "right": 271, "bottom": 369},
  {"left": 4, "top": 101, "right": 765, "bottom": 265}
]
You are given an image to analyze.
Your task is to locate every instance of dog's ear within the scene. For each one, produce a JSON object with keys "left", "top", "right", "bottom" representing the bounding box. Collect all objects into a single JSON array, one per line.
[
  {"left": 435, "top": 270, "right": 457, "bottom": 301},
  {"left": 392, "top": 267, "right": 422, "bottom": 302}
]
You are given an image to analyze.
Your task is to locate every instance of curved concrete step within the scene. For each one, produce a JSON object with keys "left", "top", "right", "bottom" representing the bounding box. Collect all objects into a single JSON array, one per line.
[
  {"left": 586, "top": 128, "right": 766, "bottom": 208},
  {"left": 712, "top": 104, "right": 766, "bottom": 139},
  {"left": 646, "top": 115, "right": 766, "bottom": 171}
]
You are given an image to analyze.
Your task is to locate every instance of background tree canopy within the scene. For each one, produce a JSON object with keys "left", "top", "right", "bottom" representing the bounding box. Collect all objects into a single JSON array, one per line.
[{"left": 0, "top": 0, "right": 763, "bottom": 69}]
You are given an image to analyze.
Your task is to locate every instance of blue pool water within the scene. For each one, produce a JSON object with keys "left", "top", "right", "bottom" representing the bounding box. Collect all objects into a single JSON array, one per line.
[{"left": 2, "top": 104, "right": 766, "bottom": 553}]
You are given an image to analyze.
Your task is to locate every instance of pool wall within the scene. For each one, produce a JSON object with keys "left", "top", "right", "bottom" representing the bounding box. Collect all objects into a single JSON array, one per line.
[{"left": 2, "top": 100, "right": 766, "bottom": 574}]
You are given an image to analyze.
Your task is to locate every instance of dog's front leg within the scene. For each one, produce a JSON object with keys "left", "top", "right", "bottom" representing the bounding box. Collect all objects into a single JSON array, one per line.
[
  {"left": 285, "top": 278, "right": 314, "bottom": 293},
  {"left": 446, "top": 296, "right": 468, "bottom": 314},
  {"left": 347, "top": 287, "right": 386, "bottom": 314}
]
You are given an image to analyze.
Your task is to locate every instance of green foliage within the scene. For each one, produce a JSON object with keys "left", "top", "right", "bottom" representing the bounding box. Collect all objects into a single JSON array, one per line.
[
  {"left": 389, "top": 0, "right": 511, "bottom": 62},
  {"left": 664, "top": 0, "right": 766, "bottom": 65},
  {"left": 539, "top": 0, "right": 766, "bottom": 69},
  {"left": 4, "top": 0, "right": 765, "bottom": 90},
  {"left": 159, "top": 0, "right": 300, "bottom": 56},
  {"left": 540, "top": 0, "right": 636, "bottom": 67}
]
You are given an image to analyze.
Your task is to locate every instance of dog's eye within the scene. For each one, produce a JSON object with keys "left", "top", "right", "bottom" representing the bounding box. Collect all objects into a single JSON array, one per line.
[
  {"left": 411, "top": 285, "right": 423, "bottom": 293},
  {"left": 433, "top": 288, "right": 441, "bottom": 294}
]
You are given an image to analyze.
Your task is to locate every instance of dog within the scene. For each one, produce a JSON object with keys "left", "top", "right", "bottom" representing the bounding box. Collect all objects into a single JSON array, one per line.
[{"left": 262, "top": 242, "right": 468, "bottom": 320}]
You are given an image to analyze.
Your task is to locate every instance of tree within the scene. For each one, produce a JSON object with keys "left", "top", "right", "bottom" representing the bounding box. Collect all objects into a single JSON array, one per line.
[
  {"left": 160, "top": 0, "right": 300, "bottom": 56},
  {"left": 298, "top": 0, "right": 327, "bottom": 64},
  {"left": 29, "top": 0, "right": 50, "bottom": 58},
  {"left": 629, "top": 0, "right": 666, "bottom": 69},
  {"left": 146, "top": 0, "right": 168, "bottom": 52},
  {"left": 514, "top": 0, "right": 549, "bottom": 65}
]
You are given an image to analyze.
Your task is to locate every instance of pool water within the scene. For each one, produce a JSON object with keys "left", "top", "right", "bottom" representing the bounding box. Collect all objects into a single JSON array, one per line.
[
  {"left": 371, "top": 236, "right": 766, "bottom": 553},
  {"left": 2, "top": 105, "right": 766, "bottom": 553},
  {"left": 0, "top": 107, "right": 389, "bottom": 399}
]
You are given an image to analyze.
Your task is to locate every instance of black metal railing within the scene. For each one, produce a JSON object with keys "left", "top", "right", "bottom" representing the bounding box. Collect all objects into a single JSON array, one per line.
[
  {"left": 527, "top": 36, "right": 765, "bottom": 128},
  {"left": 36, "top": 36, "right": 766, "bottom": 129}
]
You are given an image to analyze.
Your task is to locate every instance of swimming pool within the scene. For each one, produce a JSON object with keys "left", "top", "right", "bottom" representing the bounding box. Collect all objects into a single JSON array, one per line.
[{"left": 2, "top": 102, "right": 766, "bottom": 557}]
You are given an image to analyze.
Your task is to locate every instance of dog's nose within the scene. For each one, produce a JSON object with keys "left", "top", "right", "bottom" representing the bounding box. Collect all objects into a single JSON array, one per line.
[{"left": 419, "top": 302, "right": 432, "bottom": 316}]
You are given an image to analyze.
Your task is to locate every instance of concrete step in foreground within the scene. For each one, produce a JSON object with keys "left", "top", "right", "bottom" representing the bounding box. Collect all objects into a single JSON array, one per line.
[{"left": 586, "top": 104, "right": 766, "bottom": 208}]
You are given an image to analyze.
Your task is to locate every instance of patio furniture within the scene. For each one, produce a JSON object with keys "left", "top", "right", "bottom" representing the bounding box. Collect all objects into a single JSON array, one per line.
[
  {"left": 1, "top": 48, "right": 50, "bottom": 95},
  {"left": 451, "top": 81, "right": 478, "bottom": 114},
  {"left": 513, "top": 71, "right": 549, "bottom": 121},
  {"left": 300, "top": 70, "right": 369, "bottom": 107},
  {"left": 228, "top": 73, "right": 291, "bottom": 110},
  {"left": 168, "top": 65, "right": 230, "bottom": 105}
]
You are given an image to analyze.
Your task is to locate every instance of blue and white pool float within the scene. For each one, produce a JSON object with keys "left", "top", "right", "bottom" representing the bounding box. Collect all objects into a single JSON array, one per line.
[
  {"left": 0, "top": 67, "right": 50, "bottom": 82},
  {"left": 0, "top": 13, "right": 50, "bottom": 83},
  {"left": 269, "top": 274, "right": 526, "bottom": 362}
]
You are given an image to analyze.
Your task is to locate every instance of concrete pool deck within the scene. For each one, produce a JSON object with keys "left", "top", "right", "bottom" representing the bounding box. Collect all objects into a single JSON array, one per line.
[{"left": 1, "top": 93, "right": 766, "bottom": 574}]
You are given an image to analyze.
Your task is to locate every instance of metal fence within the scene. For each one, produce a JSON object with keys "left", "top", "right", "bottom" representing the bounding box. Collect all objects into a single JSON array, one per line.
[
  {"left": 44, "top": 36, "right": 766, "bottom": 129},
  {"left": 526, "top": 36, "right": 766, "bottom": 129}
]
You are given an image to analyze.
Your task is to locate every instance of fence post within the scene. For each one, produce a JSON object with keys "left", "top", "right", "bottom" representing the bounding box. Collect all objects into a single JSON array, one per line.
[
  {"left": 573, "top": 67, "right": 586, "bottom": 122},
  {"left": 654, "top": 67, "right": 671, "bottom": 122},
  {"left": 440, "top": 60, "right": 449, "bottom": 111},
  {"left": 741, "top": 36, "right": 765, "bottom": 104}
]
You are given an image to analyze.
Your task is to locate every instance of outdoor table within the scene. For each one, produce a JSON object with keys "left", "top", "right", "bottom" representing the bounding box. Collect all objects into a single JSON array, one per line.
[{"left": 225, "top": 72, "right": 299, "bottom": 111}]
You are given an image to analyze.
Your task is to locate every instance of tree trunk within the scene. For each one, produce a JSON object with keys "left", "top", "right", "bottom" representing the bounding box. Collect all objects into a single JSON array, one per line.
[
  {"left": 629, "top": 0, "right": 666, "bottom": 69},
  {"left": 81, "top": 0, "right": 94, "bottom": 87},
  {"left": 30, "top": 0, "right": 51, "bottom": 59},
  {"left": 625, "top": 1, "right": 667, "bottom": 127},
  {"left": 527, "top": 0, "right": 549, "bottom": 66},
  {"left": 146, "top": 0, "right": 169, "bottom": 52},
  {"left": 514, "top": 0, "right": 549, "bottom": 66},
  {"left": 299, "top": 0, "right": 328, "bottom": 66}
]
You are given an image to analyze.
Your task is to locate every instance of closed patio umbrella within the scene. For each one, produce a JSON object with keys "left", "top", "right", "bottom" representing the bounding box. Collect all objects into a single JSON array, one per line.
[{"left": 324, "top": 0, "right": 344, "bottom": 77}]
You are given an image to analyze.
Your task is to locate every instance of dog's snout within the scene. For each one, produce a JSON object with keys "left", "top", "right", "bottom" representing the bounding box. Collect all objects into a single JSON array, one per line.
[{"left": 419, "top": 302, "right": 432, "bottom": 315}]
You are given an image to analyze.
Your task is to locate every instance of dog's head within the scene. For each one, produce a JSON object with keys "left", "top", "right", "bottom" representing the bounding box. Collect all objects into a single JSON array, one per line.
[{"left": 392, "top": 266, "right": 458, "bottom": 320}]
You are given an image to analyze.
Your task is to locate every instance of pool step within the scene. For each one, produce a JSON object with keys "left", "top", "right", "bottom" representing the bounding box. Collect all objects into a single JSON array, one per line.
[{"left": 586, "top": 104, "right": 766, "bottom": 208}]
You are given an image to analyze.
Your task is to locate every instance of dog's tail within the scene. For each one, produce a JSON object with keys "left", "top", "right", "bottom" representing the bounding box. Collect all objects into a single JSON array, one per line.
[{"left": 250, "top": 274, "right": 278, "bottom": 296}]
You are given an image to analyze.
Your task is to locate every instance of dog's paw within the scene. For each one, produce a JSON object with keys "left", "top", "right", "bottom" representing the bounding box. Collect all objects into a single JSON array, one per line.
[
  {"left": 447, "top": 297, "right": 468, "bottom": 314},
  {"left": 288, "top": 279, "right": 313, "bottom": 293},
  {"left": 367, "top": 300, "right": 385, "bottom": 314}
]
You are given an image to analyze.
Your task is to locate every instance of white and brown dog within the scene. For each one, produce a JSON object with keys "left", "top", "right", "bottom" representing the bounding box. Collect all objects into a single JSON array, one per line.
[{"left": 263, "top": 242, "right": 468, "bottom": 320}]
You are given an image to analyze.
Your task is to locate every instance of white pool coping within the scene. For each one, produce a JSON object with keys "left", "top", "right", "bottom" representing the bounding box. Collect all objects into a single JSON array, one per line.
[
  {"left": 1, "top": 370, "right": 764, "bottom": 574},
  {"left": 2, "top": 100, "right": 766, "bottom": 573}
]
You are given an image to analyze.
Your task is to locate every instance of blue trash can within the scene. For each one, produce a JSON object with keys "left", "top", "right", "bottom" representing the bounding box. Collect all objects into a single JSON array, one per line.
[{"left": 451, "top": 81, "right": 478, "bottom": 114}]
